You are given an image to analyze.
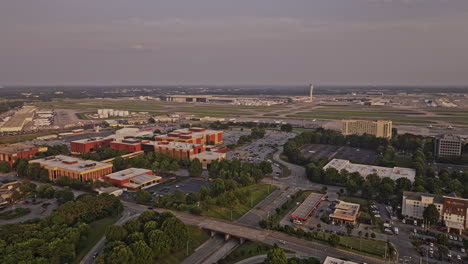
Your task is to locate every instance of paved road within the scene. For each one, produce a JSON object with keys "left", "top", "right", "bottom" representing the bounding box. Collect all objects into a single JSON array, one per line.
[
  {"left": 236, "top": 253, "right": 310, "bottom": 264},
  {"left": 80, "top": 209, "right": 139, "bottom": 264},
  {"left": 202, "top": 239, "right": 239, "bottom": 264},
  {"left": 182, "top": 235, "right": 226, "bottom": 264},
  {"left": 237, "top": 186, "right": 298, "bottom": 227}
]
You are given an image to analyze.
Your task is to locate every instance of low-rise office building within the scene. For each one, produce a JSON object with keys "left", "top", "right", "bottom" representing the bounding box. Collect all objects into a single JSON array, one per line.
[
  {"left": 70, "top": 137, "right": 113, "bottom": 154},
  {"left": 105, "top": 168, "right": 162, "bottom": 190},
  {"left": 323, "top": 159, "right": 416, "bottom": 182},
  {"left": 110, "top": 138, "right": 147, "bottom": 153},
  {"left": 155, "top": 127, "right": 223, "bottom": 145},
  {"left": 29, "top": 155, "right": 113, "bottom": 181},
  {"left": 0, "top": 143, "right": 47, "bottom": 166},
  {"left": 142, "top": 141, "right": 205, "bottom": 160},
  {"left": 329, "top": 201, "right": 360, "bottom": 225},
  {"left": 342, "top": 119, "right": 392, "bottom": 139},
  {"left": 191, "top": 151, "right": 227, "bottom": 169}
]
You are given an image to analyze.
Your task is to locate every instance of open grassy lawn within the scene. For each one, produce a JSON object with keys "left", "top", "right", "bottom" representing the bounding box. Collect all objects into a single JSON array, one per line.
[
  {"left": 219, "top": 241, "right": 274, "bottom": 264},
  {"left": 315, "top": 232, "right": 387, "bottom": 259},
  {"left": 203, "top": 184, "right": 277, "bottom": 220},
  {"left": 157, "top": 226, "right": 210, "bottom": 264},
  {"left": 73, "top": 214, "right": 121, "bottom": 264}
]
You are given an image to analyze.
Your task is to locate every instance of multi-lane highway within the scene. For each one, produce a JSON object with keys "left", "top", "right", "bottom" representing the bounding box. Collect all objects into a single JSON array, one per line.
[{"left": 122, "top": 202, "right": 386, "bottom": 264}]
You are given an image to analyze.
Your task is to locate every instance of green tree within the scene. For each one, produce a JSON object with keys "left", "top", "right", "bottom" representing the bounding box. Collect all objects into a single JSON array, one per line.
[
  {"left": 123, "top": 219, "right": 142, "bottom": 234},
  {"left": 0, "top": 161, "right": 10, "bottom": 173},
  {"left": 436, "top": 233, "right": 448, "bottom": 245},
  {"left": 54, "top": 187, "right": 74, "bottom": 204},
  {"left": 105, "top": 244, "right": 135, "bottom": 264},
  {"left": 147, "top": 230, "right": 171, "bottom": 257},
  {"left": 106, "top": 225, "right": 128, "bottom": 242},
  {"left": 130, "top": 240, "right": 153, "bottom": 263},
  {"left": 135, "top": 189, "right": 152, "bottom": 204},
  {"left": 280, "top": 124, "right": 293, "bottom": 132},
  {"left": 189, "top": 159, "right": 203, "bottom": 177},
  {"left": 328, "top": 234, "right": 340, "bottom": 247},
  {"left": 423, "top": 204, "right": 440, "bottom": 225},
  {"left": 160, "top": 217, "right": 188, "bottom": 250},
  {"left": 37, "top": 183, "right": 55, "bottom": 198},
  {"left": 265, "top": 247, "right": 287, "bottom": 264}
]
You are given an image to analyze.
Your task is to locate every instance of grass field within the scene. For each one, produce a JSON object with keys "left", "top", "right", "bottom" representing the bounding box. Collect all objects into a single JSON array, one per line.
[
  {"left": 157, "top": 226, "right": 209, "bottom": 264},
  {"left": 203, "top": 184, "right": 277, "bottom": 220},
  {"left": 314, "top": 231, "right": 387, "bottom": 259},
  {"left": 74, "top": 214, "right": 121, "bottom": 264}
]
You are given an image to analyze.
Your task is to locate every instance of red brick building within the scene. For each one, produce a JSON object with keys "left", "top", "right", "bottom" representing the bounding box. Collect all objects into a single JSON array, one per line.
[
  {"left": 142, "top": 141, "right": 205, "bottom": 160},
  {"left": 155, "top": 127, "right": 223, "bottom": 145},
  {"left": 29, "top": 155, "right": 113, "bottom": 181},
  {"left": 70, "top": 137, "right": 113, "bottom": 154},
  {"left": 0, "top": 143, "right": 48, "bottom": 166},
  {"left": 110, "top": 138, "right": 147, "bottom": 153}
]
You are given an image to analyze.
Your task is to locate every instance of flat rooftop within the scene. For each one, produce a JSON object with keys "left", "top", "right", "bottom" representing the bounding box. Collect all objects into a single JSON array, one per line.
[
  {"left": 0, "top": 143, "right": 42, "bottom": 154},
  {"left": 330, "top": 201, "right": 360, "bottom": 221},
  {"left": 291, "top": 192, "right": 324, "bottom": 220},
  {"left": 323, "top": 257, "right": 358, "bottom": 264},
  {"left": 106, "top": 168, "right": 152, "bottom": 181},
  {"left": 144, "top": 141, "right": 201, "bottom": 151},
  {"left": 403, "top": 191, "right": 446, "bottom": 204},
  {"left": 71, "top": 137, "right": 111, "bottom": 144},
  {"left": 323, "top": 158, "right": 416, "bottom": 182},
  {"left": 30, "top": 155, "right": 111, "bottom": 172},
  {"left": 192, "top": 151, "right": 225, "bottom": 160}
]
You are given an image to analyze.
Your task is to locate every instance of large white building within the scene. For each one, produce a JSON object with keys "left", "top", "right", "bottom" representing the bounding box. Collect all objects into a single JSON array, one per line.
[{"left": 323, "top": 158, "right": 416, "bottom": 182}]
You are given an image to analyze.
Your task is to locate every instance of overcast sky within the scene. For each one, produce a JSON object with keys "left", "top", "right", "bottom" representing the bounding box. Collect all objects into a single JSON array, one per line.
[{"left": 1, "top": 0, "right": 467, "bottom": 86}]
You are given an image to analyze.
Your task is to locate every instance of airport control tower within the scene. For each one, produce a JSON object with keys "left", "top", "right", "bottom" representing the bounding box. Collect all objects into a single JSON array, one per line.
[{"left": 309, "top": 84, "right": 314, "bottom": 102}]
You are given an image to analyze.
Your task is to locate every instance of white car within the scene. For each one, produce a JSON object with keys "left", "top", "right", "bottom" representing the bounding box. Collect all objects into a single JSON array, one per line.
[
  {"left": 278, "top": 240, "right": 286, "bottom": 244},
  {"left": 430, "top": 242, "right": 434, "bottom": 247},
  {"left": 449, "top": 235, "right": 454, "bottom": 240},
  {"left": 457, "top": 255, "right": 461, "bottom": 260},
  {"left": 461, "top": 248, "right": 465, "bottom": 253},
  {"left": 448, "top": 252, "right": 452, "bottom": 258}
]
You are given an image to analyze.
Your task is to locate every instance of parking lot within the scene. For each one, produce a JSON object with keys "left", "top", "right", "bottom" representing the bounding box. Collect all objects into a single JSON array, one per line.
[
  {"left": 146, "top": 178, "right": 211, "bottom": 197},
  {"left": 300, "top": 144, "right": 378, "bottom": 164}
]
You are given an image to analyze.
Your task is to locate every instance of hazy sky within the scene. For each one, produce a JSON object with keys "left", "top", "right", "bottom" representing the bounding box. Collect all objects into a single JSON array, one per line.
[{"left": 1, "top": 0, "right": 468, "bottom": 85}]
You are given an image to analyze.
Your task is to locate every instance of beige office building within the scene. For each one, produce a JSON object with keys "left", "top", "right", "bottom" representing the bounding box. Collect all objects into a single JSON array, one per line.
[{"left": 342, "top": 120, "right": 392, "bottom": 139}]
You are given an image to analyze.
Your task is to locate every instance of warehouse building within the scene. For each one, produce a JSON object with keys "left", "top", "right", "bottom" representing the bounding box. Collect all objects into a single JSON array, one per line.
[
  {"left": 341, "top": 119, "right": 392, "bottom": 139},
  {"left": 105, "top": 168, "right": 162, "bottom": 190},
  {"left": 29, "top": 155, "right": 113, "bottom": 181},
  {"left": 323, "top": 158, "right": 416, "bottom": 182},
  {"left": 0, "top": 106, "right": 36, "bottom": 132},
  {"left": 0, "top": 143, "right": 48, "bottom": 166}
]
